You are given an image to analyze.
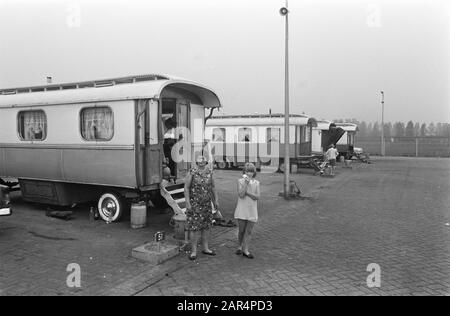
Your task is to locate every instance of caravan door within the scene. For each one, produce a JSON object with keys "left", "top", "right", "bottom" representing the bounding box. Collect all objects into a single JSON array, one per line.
[
  {"left": 190, "top": 104, "right": 206, "bottom": 162},
  {"left": 143, "top": 99, "right": 162, "bottom": 186},
  {"left": 175, "top": 100, "right": 190, "bottom": 179}
]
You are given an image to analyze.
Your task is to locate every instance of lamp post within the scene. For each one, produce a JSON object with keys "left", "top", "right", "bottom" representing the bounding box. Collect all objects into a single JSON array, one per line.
[
  {"left": 380, "top": 91, "right": 385, "bottom": 156},
  {"left": 280, "top": 1, "right": 290, "bottom": 198}
]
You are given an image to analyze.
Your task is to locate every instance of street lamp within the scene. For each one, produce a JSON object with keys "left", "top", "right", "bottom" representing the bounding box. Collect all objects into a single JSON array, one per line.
[
  {"left": 380, "top": 91, "right": 385, "bottom": 156},
  {"left": 280, "top": 1, "right": 290, "bottom": 199}
]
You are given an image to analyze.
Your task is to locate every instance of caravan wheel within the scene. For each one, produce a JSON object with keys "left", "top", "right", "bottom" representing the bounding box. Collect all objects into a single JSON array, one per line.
[{"left": 98, "top": 192, "right": 123, "bottom": 222}]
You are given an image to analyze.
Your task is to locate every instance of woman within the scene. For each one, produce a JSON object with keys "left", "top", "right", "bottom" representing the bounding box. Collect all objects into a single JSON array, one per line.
[
  {"left": 184, "top": 154, "right": 219, "bottom": 260},
  {"left": 234, "top": 163, "right": 260, "bottom": 259}
]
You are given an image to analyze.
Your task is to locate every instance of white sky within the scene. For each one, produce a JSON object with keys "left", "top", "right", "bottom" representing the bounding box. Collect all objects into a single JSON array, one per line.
[{"left": 0, "top": 0, "right": 448, "bottom": 123}]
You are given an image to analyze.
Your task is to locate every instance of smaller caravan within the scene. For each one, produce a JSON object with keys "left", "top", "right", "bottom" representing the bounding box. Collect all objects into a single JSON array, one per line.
[
  {"left": 335, "top": 123, "right": 359, "bottom": 159},
  {"left": 311, "top": 120, "right": 346, "bottom": 155},
  {"left": 205, "top": 113, "right": 317, "bottom": 171},
  {"left": 0, "top": 74, "right": 221, "bottom": 222}
]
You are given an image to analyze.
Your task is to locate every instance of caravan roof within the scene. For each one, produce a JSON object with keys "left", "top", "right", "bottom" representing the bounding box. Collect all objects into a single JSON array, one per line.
[
  {"left": 314, "top": 120, "right": 338, "bottom": 130},
  {"left": 207, "top": 114, "right": 317, "bottom": 127},
  {"left": 335, "top": 123, "right": 359, "bottom": 132},
  {"left": 0, "top": 74, "right": 221, "bottom": 108}
]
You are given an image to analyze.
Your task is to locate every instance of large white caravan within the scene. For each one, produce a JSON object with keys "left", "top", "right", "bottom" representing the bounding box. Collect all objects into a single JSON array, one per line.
[{"left": 0, "top": 74, "right": 221, "bottom": 221}]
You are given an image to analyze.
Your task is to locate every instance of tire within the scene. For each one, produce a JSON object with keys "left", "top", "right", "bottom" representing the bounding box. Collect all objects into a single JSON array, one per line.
[
  {"left": 97, "top": 192, "right": 124, "bottom": 222},
  {"left": 278, "top": 163, "right": 285, "bottom": 173}
]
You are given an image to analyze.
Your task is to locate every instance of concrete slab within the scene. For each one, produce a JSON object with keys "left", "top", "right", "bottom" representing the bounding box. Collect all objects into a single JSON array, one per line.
[{"left": 132, "top": 241, "right": 180, "bottom": 265}]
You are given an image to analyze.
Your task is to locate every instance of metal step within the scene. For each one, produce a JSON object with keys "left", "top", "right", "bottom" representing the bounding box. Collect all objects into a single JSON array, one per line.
[
  {"left": 166, "top": 188, "right": 184, "bottom": 194},
  {"left": 165, "top": 183, "right": 185, "bottom": 191}
]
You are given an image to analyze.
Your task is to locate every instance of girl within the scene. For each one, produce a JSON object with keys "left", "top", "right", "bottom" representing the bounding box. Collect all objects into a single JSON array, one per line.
[{"left": 234, "top": 163, "right": 260, "bottom": 259}]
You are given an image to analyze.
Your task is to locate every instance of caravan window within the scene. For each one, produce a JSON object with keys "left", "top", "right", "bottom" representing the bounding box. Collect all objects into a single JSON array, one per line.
[
  {"left": 266, "top": 128, "right": 280, "bottom": 143},
  {"left": 238, "top": 128, "right": 252, "bottom": 142},
  {"left": 305, "top": 126, "right": 311, "bottom": 142},
  {"left": 18, "top": 110, "right": 47, "bottom": 141},
  {"left": 80, "top": 107, "right": 114, "bottom": 141},
  {"left": 212, "top": 128, "right": 226, "bottom": 142}
]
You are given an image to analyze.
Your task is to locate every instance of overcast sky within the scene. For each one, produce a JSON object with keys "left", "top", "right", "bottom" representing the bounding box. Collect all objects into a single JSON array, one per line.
[{"left": 0, "top": 0, "right": 448, "bottom": 123}]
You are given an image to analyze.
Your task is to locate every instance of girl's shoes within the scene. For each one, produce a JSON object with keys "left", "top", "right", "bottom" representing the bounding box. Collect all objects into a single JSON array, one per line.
[
  {"left": 235, "top": 249, "right": 243, "bottom": 255},
  {"left": 189, "top": 254, "right": 197, "bottom": 260},
  {"left": 243, "top": 252, "right": 254, "bottom": 259}
]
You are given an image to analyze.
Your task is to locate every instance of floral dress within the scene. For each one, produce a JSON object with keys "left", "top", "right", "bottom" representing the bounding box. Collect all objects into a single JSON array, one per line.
[{"left": 186, "top": 168, "right": 214, "bottom": 231}]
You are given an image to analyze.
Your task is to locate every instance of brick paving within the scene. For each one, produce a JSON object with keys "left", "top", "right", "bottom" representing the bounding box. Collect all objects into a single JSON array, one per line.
[
  {"left": 1, "top": 157, "right": 449, "bottom": 296},
  {"left": 135, "top": 157, "right": 450, "bottom": 296}
]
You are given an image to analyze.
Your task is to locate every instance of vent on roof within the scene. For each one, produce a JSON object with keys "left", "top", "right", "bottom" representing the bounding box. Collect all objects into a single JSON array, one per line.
[
  {"left": 45, "top": 86, "right": 62, "bottom": 91},
  {"left": 61, "top": 85, "right": 77, "bottom": 90},
  {"left": 94, "top": 81, "right": 114, "bottom": 88},
  {"left": 1, "top": 90, "right": 17, "bottom": 95}
]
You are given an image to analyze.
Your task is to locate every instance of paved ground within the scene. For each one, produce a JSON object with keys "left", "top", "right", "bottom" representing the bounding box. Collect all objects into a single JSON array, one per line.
[{"left": 1, "top": 157, "right": 449, "bottom": 296}]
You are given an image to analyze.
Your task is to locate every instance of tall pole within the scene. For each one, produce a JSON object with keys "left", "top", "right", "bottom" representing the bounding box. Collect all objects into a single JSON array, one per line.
[
  {"left": 380, "top": 91, "right": 385, "bottom": 156},
  {"left": 280, "top": 1, "right": 290, "bottom": 198}
]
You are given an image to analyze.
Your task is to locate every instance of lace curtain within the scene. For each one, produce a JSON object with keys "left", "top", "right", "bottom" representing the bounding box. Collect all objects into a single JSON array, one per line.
[
  {"left": 266, "top": 128, "right": 280, "bottom": 143},
  {"left": 20, "top": 111, "right": 47, "bottom": 141},
  {"left": 81, "top": 107, "right": 114, "bottom": 141},
  {"left": 212, "top": 128, "right": 225, "bottom": 142},
  {"left": 238, "top": 128, "right": 252, "bottom": 142}
]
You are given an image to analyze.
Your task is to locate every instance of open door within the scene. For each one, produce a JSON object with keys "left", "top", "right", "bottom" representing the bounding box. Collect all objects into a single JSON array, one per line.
[
  {"left": 175, "top": 100, "right": 190, "bottom": 179},
  {"left": 144, "top": 99, "right": 162, "bottom": 186},
  {"left": 322, "top": 127, "right": 345, "bottom": 150}
]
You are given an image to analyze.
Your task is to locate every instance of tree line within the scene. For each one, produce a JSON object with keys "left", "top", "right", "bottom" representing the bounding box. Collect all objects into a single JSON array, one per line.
[{"left": 333, "top": 119, "right": 450, "bottom": 138}]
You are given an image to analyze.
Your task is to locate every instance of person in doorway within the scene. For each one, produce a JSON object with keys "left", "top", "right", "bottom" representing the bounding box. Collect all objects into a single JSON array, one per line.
[
  {"left": 184, "top": 154, "right": 219, "bottom": 260},
  {"left": 163, "top": 118, "right": 177, "bottom": 176},
  {"left": 325, "top": 144, "right": 339, "bottom": 176},
  {"left": 234, "top": 163, "right": 260, "bottom": 259}
]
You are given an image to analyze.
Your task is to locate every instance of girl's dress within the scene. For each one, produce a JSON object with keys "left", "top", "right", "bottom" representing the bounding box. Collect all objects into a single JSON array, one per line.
[
  {"left": 234, "top": 178, "right": 259, "bottom": 223},
  {"left": 186, "top": 168, "right": 214, "bottom": 231}
]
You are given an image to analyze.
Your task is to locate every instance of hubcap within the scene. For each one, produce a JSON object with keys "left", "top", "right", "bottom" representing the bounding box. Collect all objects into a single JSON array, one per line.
[{"left": 101, "top": 198, "right": 117, "bottom": 218}]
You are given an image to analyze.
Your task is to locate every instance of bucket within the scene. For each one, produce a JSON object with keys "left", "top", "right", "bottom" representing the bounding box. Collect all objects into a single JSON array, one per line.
[
  {"left": 130, "top": 202, "right": 147, "bottom": 229},
  {"left": 345, "top": 160, "right": 352, "bottom": 168},
  {"left": 170, "top": 213, "right": 187, "bottom": 240}
]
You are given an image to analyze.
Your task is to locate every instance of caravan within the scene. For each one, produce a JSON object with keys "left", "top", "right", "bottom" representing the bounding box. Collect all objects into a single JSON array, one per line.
[
  {"left": 334, "top": 123, "right": 359, "bottom": 159},
  {"left": 0, "top": 74, "right": 220, "bottom": 222},
  {"left": 311, "top": 120, "right": 346, "bottom": 155},
  {"left": 205, "top": 114, "right": 317, "bottom": 171}
]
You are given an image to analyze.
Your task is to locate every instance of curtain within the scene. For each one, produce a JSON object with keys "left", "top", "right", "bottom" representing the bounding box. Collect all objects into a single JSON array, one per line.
[
  {"left": 213, "top": 128, "right": 225, "bottom": 142},
  {"left": 238, "top": 128, "right": 252, "bottom": 142},
  {"left": 21, "top": 111, "right": 47, "bottom": 141},
  {"left": 266, "top": 128, "right": 280, "bottom": 143},
  {"left": 81, "top": 107, "right": 113, "bottom": 141}
]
